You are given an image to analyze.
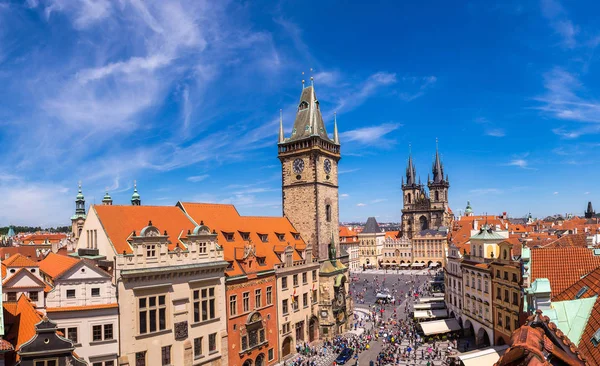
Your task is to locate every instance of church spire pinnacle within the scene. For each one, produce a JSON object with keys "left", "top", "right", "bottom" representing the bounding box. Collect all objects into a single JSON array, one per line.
[
  {"left": 333, "top": 112, "right": 339, "bottom": 144},
  {"left": 432, "top": 138, "right": 444, "bottom": 184},
  {"left": 405, "top": 145, "right": 417, "bottom": 186},
  {"left": 278, "top": 109, "right": 284, "bottom": 143}
]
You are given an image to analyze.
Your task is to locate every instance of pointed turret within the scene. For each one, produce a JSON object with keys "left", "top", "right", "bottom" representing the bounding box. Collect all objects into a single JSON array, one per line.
[
  {"left": 405, "top": 153, "right": 417, "bottom": 187},
  {"left": 131, "top": 182, "right": 141, "bottom": 206},
  {"left": 333, "top": 112, "right": 339, "bottom": 144},
  {"left": 73, "top": 182, "right": 86, "bottom": 217},
  {"left": 287, "top": 86, "right": 330, "bottom": 142},
  {"left": 278, "top": 109, "right": 285, "bottom": 143},
  {"left": 585, "top": 201, "right": 595, "bottom": 219},
  {"left": 432, "top": 140, "right": 444, "bottom": 184}
]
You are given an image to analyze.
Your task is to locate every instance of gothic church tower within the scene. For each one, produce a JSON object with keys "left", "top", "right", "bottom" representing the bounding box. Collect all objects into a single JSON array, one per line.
[{"left": 278, "top": 85, "right": 341, "bottom": 262}]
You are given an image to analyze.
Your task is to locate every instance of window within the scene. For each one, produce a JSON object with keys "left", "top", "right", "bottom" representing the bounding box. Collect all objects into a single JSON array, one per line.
[
  {"left": 91, "top": 288, "right": 100, "bottom": 297},
  {"left": 292, "top": 296, "right": 299, "bottom": 311},
  {"left": 136, "top": 351, "right": 146, "bottom": 366},
  {"left": 504, "top": 271, "right": 508, "bottom": 280},
  {"left": 303, "top": 293, "right": 308, "bottom": 308},
  {"left": 259, "top": 234, "right": 268, "bottom": 242},
  {"left": 512, "top": 292, "right": 519, "bottom": 305},
  {"left": 326, "top": 204, "right": 331, "bottom": 222},
  {"left": 241, "top": 335, "right": 248, "bottom": 350},
  {"left": 138, "top": 295, "right": 167, "bottom": 334},
  {"left": 504, "top": 290, "right": 509, "bottom": 302},
  {"left": 292, "top": 233, "right": 301, "bottom": 240},
  {"left": 146, "top": 244, "right": 156, "bottom": 258},
  {"left": 268, "top": 348, "right": 274, "bottom": 361},
  {"left": 277, "top": 233, "right": 285, "bottom": 241},
  {"left": 161, "top": 345, "right": 171, "bottom": 365},
  {"left": 496, "top": 288, "right": 502, "bottom": 300},
  {"left": 576, "top": 286, "right": 589, "bottom": 299},
  {"left": 293, "top": 274, "right": 299, "bottom": 287},
  {"left": 282, "top": 299, "right": 289, "bottom": 314},
  {"left": 255, "top": 289, "right": 262, "bottom": 308},
  {"left": 240, "top": 232, "right": 250, "bottom": 240},
  {"left": 198, "top": 241, "right": 207, "bottom": 254},
  {"left": 104, "top": 324, "right": 113, "bottom": 340},
  {"left": 266, "top": 287, "right": 272, "bottom": 305},
  {"left": 64, "top": 327, "right": 78, "bottom": 343},
  {"left": 29, "top": 291, "right": 38, "bottom": 302},
  {"left": 302, "top": 272, "right": 307, "bottom": 284},
  {"left": 194, "top": 337, "right": 203, "bottom": 359},
  {"left": 223, "top": 232, "right": 234, "bottom": 241},
  {"left": 505, "top": 316, "right": 511, "bottom": 330},
  {"left": 243, "top": 292, "right": 250, "bottom": 312},
  {"left": 498, "top": 312, "right": 503, "bottom": 326},
  {"left": 484, "top": 281, "right": 488, "bottom": 293},
  {"left": 67, "top": 289, "right": 76, "bottom": 298},
  {"left": 209, "top": 333, "right": 217, "bottom": 353},
  {"left": 512, "top": 273, "right": 518, "bottom": 283},
  {"left": 282, "top": 276, "right": 288, "bottom": 289},
  {"left": 194, "top": 287, "right": 216, "bottom": 322},
  {"left": 34, "top": 361, "right": 58, "bottom": 366},
  {"left": 282, "top": 322, "right": 290, "bottom": 334},
  {"left": 229, "top": 295, "right": 237, "bottom": 316},
  {"left": 477, "top": 278, "right": 481, "bottom": 291},
  {"left": 7, "top": 292, "right": 16, "bottom": 301},
  {"left": 93, "top": 325, "right": 102, "bottom": 341}
]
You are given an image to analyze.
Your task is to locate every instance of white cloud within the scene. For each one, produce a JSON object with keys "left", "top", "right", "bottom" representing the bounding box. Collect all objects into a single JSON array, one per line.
[
  {"left": 370, "top": 198, "right": 387, "bottom": 203},
  {"left": 340, "top": 193, "right": 349, "bottom": 198},
  {"left": 187, "top": 175, "right": 209, "bottom": 183},
  {"left": 585, "top": 191, "right": 590, "bottom": 195},
  {"left": 356, "top": 203, "right": 367, "bottom": 207},
  {"left": 0, "top": 181, "right": 72, "bottom": 227},
  {"left": 399, "top": 76, "right": 437, "bottom": 102},
  {"left": 339, "top": 168, "right": 360, "bottom": 174},
  {"left": 340, "top": 123, "right": 402, "bottom": 145},
  {"left": 553, "top": 191, "right": 559, "bottom": 195},
  {"left": 334, "top": 72, "right": 397, "bottom": 113},
  {"left": 540, "top": 0, "right": 578, "bottom": 48},
  {"left": 485, "top": 128, "right": 506, "bottom": 137},
  {"left": 507, "top": 159, "right": 529, "bottom": 169},
  {"left": 45, "top": 0, "right": 112, "bottom": 29}
]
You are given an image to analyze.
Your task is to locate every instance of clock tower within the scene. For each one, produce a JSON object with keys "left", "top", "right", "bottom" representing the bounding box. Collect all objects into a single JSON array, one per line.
[
  {"left": 278, "top": 85, "right": 341, "bottom": 262},
  {"left": 278, "top": 83, "right": 350, "bottom": 337}
]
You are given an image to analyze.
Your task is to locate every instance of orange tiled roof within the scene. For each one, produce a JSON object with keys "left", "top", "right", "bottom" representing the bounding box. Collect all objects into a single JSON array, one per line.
[
  {"left": 20, "top": 233, "right": 66, "bottom": 245},
  {"left": 531, "top": 247, "right": 600, "bottom": 297},
  {"left": 3, "top": 253, "right": 38, "bottom": 268},
  {"left": 178, "top": 202, "right": 307, "bottom": 277},
  {"left": 385, "top": 231, "right": 399, "bottom": 239},
  {"left": 46, "top": 303, "right": 119, "bottom": 313},
  {"left": 553, "top": 266, "right": 600, "bottom": 365},
  {"left": 543, "top": 233, "right": 588, "bottom": 248},
  {"left": 3, "top": 295, "right": 43, "bottom": 354},
  {"left": 0, "top": 247, "right": 44, "bottom": 262},
  {"left": 38, "top": 252, "right": 81, "bottom": 279},
  {"left": 93, "top": 205, "right": 196, "bottom": 254},
  {"left": 339, "top": 226, "right": 357, "bottom": 238}
]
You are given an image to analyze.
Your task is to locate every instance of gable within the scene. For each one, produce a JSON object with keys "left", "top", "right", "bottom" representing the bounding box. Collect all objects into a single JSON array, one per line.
[
  {"left": 3, "top": 269, "right": 45, "bottom": 289},
  {"left": 60, "top": 261, "right": 110, "bottom": 282}
]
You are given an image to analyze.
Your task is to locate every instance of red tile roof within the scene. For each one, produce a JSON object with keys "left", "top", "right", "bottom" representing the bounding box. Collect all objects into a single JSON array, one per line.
[
  {"left": 339, "top": 226, "right": 357, "bottom": 238},
  {"left": 553, "top": 266, "right": 600, "bottom": 365},
  {"left": 178, "top": 202, "right": 307, "bottom": 277},
  {"left": 3, "top": 295, "right": 43, "bottom": 354},
  {"left": 531, "top": 247, "right": 600, "bottom": 297},
  {"left": 385, "top": 231, "right": 399, "bottom": 239},
  {"left": 0, "top": 247, "right": 44, "bottom": 262},
  {"left": 93, "top": 205, "right": 195, "bottom": 254},
  {"left": 3, "top": 253, "right": 38, "bottom": 268},
  {"left": 19, "top": 233, "right": 66, "bottom": 245},
  {"left": 38, "top": 252, "right": 81, "bottom": 279},
  {"left": 543, "top": 233, "right": 588, "bottom": 248}
]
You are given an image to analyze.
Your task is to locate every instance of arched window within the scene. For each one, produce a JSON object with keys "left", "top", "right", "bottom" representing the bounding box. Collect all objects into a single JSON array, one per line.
[
  {"left": 419, "top": 216, "right": 428, "bottom": 231},
  {"left": 298, "top": 101, "right": 308, "bottom": 111},
  {"left": 435, "top": 191, "right": 439, "bottom": 201},
  {"left": 407, "top": 193, "right": 412, "bottom": 204},
  {"left": 326, "top": 205, "right": 331, "bottom": 222}
]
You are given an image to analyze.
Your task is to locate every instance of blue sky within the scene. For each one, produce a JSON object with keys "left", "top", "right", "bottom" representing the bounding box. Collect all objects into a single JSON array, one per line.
[{"left": 1, "top": 0, "right": 599, "bottom": 227}]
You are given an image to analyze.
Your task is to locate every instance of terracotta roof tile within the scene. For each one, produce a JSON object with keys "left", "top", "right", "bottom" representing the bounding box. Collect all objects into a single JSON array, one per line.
[
  {"left": 385, "top": 231, "right": 399, "bottom": 239},
  {"left": 339, "top": 226, "right": 357, "bottom": 237},
  {"left": 543, "top": 233, "right": 588, "bottom": 248},
  {"left": 38, "top": 252, "right": 81, "bottom": 279},
  {"left": 93, "top": 205, "right": 196, "bottom": 254},
  {"left": 3, "top": 294, "right": 43, "bottom": 353},
  {"left": 46, "top": 303, "right": 119, "bottom": 313},
  {"left": 3, "top": 253, "right": 38, "bottom": 268},
  {"left": 0, "top": 247, "right": 44, "bottom": 262},
  {"left": 178, "top": 202, "right": 307, "bottom": 277},
  {"left": 19, "top": 233, "right": 66, "bottom": 245},
  {"left": 553, "top": 266, "right": 600, "bottom": 365},
  {"left": 531, "top": 247, "right": 600, "bottom": 297}
]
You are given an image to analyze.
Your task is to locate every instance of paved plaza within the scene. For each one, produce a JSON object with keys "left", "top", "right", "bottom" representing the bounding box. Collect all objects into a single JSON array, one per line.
[{"left": 279, "top": 270, "right": 479, "bottom": 366}]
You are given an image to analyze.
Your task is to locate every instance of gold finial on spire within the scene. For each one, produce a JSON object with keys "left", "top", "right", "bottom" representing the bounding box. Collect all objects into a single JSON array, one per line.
[
  {"left": 310, "top": 68, "right": 314, "bottom": 87},
  {"left": 301, "top": 71, "right": 305, "bottom": 89}
]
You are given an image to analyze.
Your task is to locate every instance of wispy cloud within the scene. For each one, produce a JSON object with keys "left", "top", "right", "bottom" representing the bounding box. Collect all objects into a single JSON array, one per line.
[
  {"left": 356, "top": 203, "right": 367, "bottom": 207},
  {"left": 553, "top": 191, "right": 559, "bottom": 195},
  {"left": 370, "top": 198, "right": 387, "bottom": 203},
  {"left": 485, "top": 128, "right": 506, "bottom": 137},
  {"left": 187, "top": 175, "right": 209, "bottom": 183},
  {"left": 399, "top": 76, "right": 437, "bottom": 102},
  {"left": 340, "top": 123, "right": 402, "bottom": 145},
  {"left": 340, "top": 193, "right": 349, "bottom": 198},
  {"left": 507, "top": 159, "right": 529, "bottom": 169},
  {"left": 540, "top": 0, "right": 578, "bottom": 48},
  {"left": 339, "top": 168, "right": 360, "bottom": 174},
  {"left": 474, "top": 117, "right": 506, "bottom": 137}
]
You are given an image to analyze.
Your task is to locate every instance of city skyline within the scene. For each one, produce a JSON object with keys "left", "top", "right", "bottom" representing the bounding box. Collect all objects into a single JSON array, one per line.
[{"left": 1, "top": 0, "right": 600, "bottom": 227}]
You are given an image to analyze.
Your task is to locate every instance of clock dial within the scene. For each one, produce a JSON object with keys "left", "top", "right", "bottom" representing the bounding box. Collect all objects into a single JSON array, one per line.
[
  {"left": 324, "top": 159, "right": 332, "bottom": 174},
  {"left": 293, "top": 158, "right": 305, "bottom": 174},
  {"left": 336, "top": 292, "right": 344, "bottom": 306}
]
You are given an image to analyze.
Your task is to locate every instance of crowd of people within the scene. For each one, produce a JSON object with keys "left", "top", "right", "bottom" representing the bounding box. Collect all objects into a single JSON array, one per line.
[{"left": 282, "top": 270, "right": 466, "bottom": 366}]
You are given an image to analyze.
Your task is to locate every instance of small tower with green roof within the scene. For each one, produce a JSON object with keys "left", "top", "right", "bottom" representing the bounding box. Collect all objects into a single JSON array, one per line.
[
  {"left": 464, "top": 201, "right": 473, "bottom": 217},
  {"left": 70, "top": 182, "right": 87, "bottom": 240},
  {"left": 102, "top": 190, "right": 113, "bottom": 206},
  {"left": 131, "top": 181, "right": 141, "bottom": 206}
]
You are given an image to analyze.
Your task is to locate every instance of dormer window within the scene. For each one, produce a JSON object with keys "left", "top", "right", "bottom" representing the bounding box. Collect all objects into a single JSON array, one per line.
[
  {"left": 298, "top": 101, "right": 308, "bottom": 111},
  {"left": 259, "top": 234, "right": 268, "bottom": 243},
  {"left": 240, "top": 232, "right": 250, "bottom": 241},
  {"left": 146, "top": 244, "right": 156, "bottom": 258},
  {"left": 292, "top": 233, "right": 301, "bottom": 240},
  {"left": 276, "top": 233, "right": 285, "bottom": 242},
  {"left": 257, "top": 257, "right": 266, "bottom": 266},
  {"left": 223, "top": 232, "right": 234, "bottom": 242}
]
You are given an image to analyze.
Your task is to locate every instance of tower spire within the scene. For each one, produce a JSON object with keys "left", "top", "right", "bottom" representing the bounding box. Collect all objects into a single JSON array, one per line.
[
  {"left": 278, "top": 109, "right": 284, "bottom": 143},
  {"left": 131, "top": 181, "right": 141, "bottom": 206},
  {"left": 405, "top": 145, "right": 416, "bottom": 186},
  {"left": 333, "top": 112, "right": 339, "bottom": 144},
  {"left": 432, "top": 138, "right": 444, "bottom": 183}
]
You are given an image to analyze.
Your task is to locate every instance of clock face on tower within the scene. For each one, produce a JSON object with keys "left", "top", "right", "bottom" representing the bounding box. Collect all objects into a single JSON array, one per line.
[
  {"left": 336, "top": 291, "right": 345, "bottom": 307},
  {"left": 293, "top": 158, "right": 305, "bottom": 174},
  {"left": 324, "top": 159, "right": 332, "bottom": 174}
]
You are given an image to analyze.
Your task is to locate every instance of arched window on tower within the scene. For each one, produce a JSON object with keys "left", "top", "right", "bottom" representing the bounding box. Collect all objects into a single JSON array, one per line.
[
  {"left": 407, "top": 193, "right": 412, "bottom": 204},
  {"left": 435, "top": 191, "right": 439, "bottom": 201},
  {"left": 298, "top": 101, "right": 308, "bottom": 111},
  {"left": 325, "top": 205, "right": 331, "bottom": 222}
]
